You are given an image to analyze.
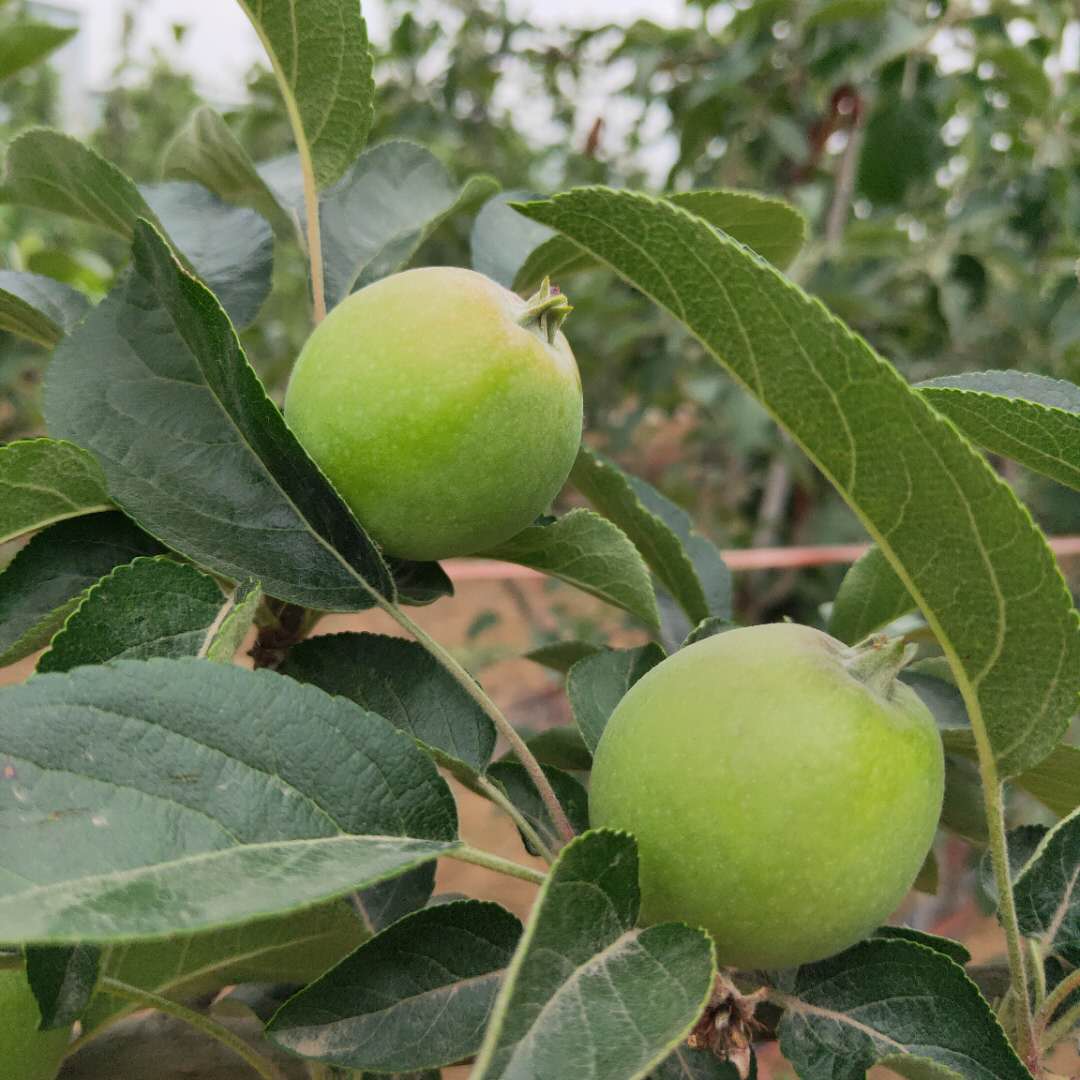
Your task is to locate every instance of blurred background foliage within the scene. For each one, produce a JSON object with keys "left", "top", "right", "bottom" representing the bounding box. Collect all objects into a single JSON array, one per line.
[{"left": 2, "top": 0, "right": 1079, "bottom": 626}]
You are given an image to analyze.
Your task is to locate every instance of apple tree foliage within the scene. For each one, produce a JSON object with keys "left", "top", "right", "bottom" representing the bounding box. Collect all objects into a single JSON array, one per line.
[{"left": 0, "top": 1, "right": 1079, "bottom": 1078}]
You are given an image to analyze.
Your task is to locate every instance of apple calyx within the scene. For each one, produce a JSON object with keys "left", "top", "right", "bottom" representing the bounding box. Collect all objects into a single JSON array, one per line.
[
  {"left": 687, "top": 972, "right": 767, "bottom": 1078},
  {"left": 844, "top": 633, "right": 918, "bottom": 697},
  {"left": 519, "top": 276, "right": 573, "bottom": 344}
]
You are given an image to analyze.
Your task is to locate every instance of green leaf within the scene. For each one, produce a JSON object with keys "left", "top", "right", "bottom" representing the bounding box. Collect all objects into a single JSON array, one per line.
[
  {"left": 44, "top": 220, "right": 395, "bottom": 611},
  {"left": 0, "top": 966, "right": 71, "bottom": 1080},
  {"left": 471, "top": 830, "right": 716, "bottom": 1080},
  {"left": 0, "top": 270, "right": 90, "bottom": 346},
  {"left": 652, "top": 1046, "right": 747, "bottom": 1079},
  {"left": 321, "top": 139, "right": 498, "bottom": 309},
  {"left": 203, "top": 579, "right": 263, "bottom": 663},
  {"left": 978, "top": 825, "right": 1047, "bottom": 909},
  {"left": 0, "top": 513, "right": 164, "bottom": 668},
  {"left": 1013, "top": 805, "right": 1080, "bottom": 965},
  {"left": 523, "top": 726, "right": 593, "bottom": 772},
  {"left": 80, "top": 900, "right": 366, "bottom": 1035},
  {"left": 162, "top": 106, "right": 294, "bottom": 235},
  {"left": 0, "top": 439, "right": 110, "bottom": 545},
  {"left": 141, "top": 181, "right": 274, "bottom": 329},
  {"left": 681, "top": 616, "right": 738, "bottom": 647},
  {"left": 487, "top": 761, "right": 590, "bottom": 856},
  {"left": 388, "top": 557, "right": 455, "bottom": 607},
  {"left": 0, "top": 659, "right": 458, "bottom": 943},
  {"left": 280, "top": 631, "right": 496, "bottom": 782},
  {"left": 858, "top": 97, "right": 942, "bottom": 205},
  {"left": 519, "top": 188, "right": 1080, "bottom": 778},
  {"left": 0, "top": 23, "right": 76, "bottom": 81},
  {"left": 478, "top": 509, "right": 662, "bottom": 633},
  {"left": 25, "top": 944, "right": 99, "bottom": 1028},
  {"left": 237, "top": 0, "right": 374, "bottom": 191},
  {"left": 268, "top": 900, "right": 522, "bottom": 1071},
  {"left": 1009, "top": 744, "right": 1080, "bottom": 820},
  {"left": 36, "top": 557, "right": 224, "bottom": 673},
  {"left": 2, "top": 128, "right": 163, "bottom": 237},
  {"left": 524, "top": 640, "right": 603, "bottom": 673},
  {"left": 475, "top": 188, "right": 806, "bottom": 292},
  {"left": 568, "top": 644, "right": 665, "bottom": 753},
  {"left": 869, "top": 926, "right": 970, "bottom": 966},
  {"left": 353, "top": 864, "right": 436, "bottom": 935},
  {"left": 1, "top": 130, "right": 273, "bottom": 328},
  {"left": 571, "top": 447, "right": 730, "bottom": 628},
  {"left": 828, "top": 545, "right": 913, "bottom": 644},
  {"left": 774, "top": 939, "right": 1030, "bottom": 1080},
  {"left": 918, "top": 372, "right": 1080, "bottom": 492}
]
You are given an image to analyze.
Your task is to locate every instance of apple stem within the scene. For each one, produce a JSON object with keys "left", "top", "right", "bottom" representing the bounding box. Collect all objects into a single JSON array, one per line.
[
  {"left": 519, "top": 277, "right": 573, "bottom": 344},
  {"left": 844, "top": 634, "right": 917, "bottom": 696}
]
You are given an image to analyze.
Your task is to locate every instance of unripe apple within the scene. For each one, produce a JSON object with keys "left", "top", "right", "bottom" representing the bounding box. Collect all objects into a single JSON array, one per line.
[
  {"left": 0, "top": 966, "right": 70, "bottom": 1080},
  {"left": 284, "top": 268, "right": 583, "bottom": 561},
  {"left": 589, "top": 623, "right": 945, "bottom": 969}
]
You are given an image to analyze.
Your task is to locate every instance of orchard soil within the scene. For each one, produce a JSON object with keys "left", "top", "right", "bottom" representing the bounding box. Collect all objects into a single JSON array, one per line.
[{"left": 2, "top": 575, "right": 1076, "bottom": 1080}]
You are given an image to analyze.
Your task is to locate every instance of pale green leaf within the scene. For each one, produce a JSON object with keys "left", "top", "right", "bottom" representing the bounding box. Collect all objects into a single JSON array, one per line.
[
  {"left": 0, "top": 23, "right": 75, "bottom": 81},
  {"left": 828, "top": 545, "right": 913, "bottom": 644},
  {"left": 203, "top": 579, "right": 263, "bottom": 663},
  {"left": 568, "top": 644, "right": 665, "bottom": 753}
]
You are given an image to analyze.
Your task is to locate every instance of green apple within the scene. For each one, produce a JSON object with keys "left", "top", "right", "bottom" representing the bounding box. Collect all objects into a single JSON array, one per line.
[
  {"left": 589, "top": 623, "right": 945, "bottom": 969},
  {"left": 0, "top": 966, "right": 71, "bottom": 1080},
  {"left": 285, "top": 268, "right": 583, "bottom": 562}
]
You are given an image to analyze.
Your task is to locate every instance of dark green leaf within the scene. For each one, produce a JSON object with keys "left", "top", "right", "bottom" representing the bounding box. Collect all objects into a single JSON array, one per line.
[
  {"left": 80, "top": 901, "right": 366, "bottom": 1035},
  {"left": 869, "top": 926, "right": 970, "bottom": 965},
  {"left": 568, "top": 644, "right": 665, "bottom": 753},
  {"left": 940, "top": 755, "right": 988, "bottom": 843},
  {"left": 321, "top": 139, "right": 498, "bottom": 309},
  {"left": 524, "top": 726, "right": 593, "bottom": 772},
  {"left": 0, "top": 659, "right": 458, "bottom": 943},
  {"left": 203, "top": 579, "right": 263, "bottom": 663},
  {"left": 858, "top": 97, "right": 942, "bottom": 205},
  {"left": 652, "top": 1045, "right": 748, "bottom": 1079},
  {"left": 25, "top": 944, "right": 99, "bottom": 1028},
  {"left": 524, "top": 640, "right": 603, "bottom": 673},
  {"left": 775, "top": 939, "right": 1029, "bottom": 1080},
  {"left": 236, "top": 0, "right": 374, "bottom": 190},
  {"left": 681, "top": 616, "right": 738, "bottom": 647},
  {"left": 0, "top": 439, "right": 110, "bottom": 545},
  {"left": 141, "top": 181, "right": 274, "bottom": 329},
  {"left": 487, "top": 761, "right": 589, "bottom": 855},
  {"left": 162, "top": 106, "right": 293, "bottom": 235},
  {"left": 281, "top": 631, "right": 496, "bottom": 782},
  {"left": 44, "top": 221, "right": 394, "bottom": 611},
  {"left": 0, "top": 23, "right": 76, "bottom": 81},
  {"left": 36, "top": 557, "right": 224, "bottom": 673},
  {"left": 0, "top": 512, "right": 164, "bottom": 668},
  {"left": 571, "top": 448, "right": 730, "bottom": 627},
  {"left": 828, "top": 545, "right": 914, "bottom": 644},
  {"left": 1013, "top": 806, "right": 1080, "bottom": 965},
  {"left": 0, "top": 270, "right": 89, "bottom": 346},
  {"left": 918, "top": 371, "right": 1080, "bottom": 492},
  {"left": 478, "top": 509, "right": 662, "bottom": 632},
  {"left": 354, "top": 864, "right": 436, "bottom": 935},
  {"left": 471, "top": 830, "right": 716, "bottom": 1080},
  {"left": 520, "top": 188, "right": 1080, "bottom": 778},
  {"left": 268, "top": 900, "right": 522, "bottom": 1071},
  {"left": 389, "top": 557, "right": 454, "bottom": 607},
  {"left": 977, "top": 825, "right": 1046, "bottom": 909}
]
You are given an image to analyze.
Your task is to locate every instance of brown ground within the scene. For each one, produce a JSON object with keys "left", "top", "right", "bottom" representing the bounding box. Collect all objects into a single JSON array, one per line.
[{"left": 4, "top": 576, "right": 1077, "bottom": 1078}]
